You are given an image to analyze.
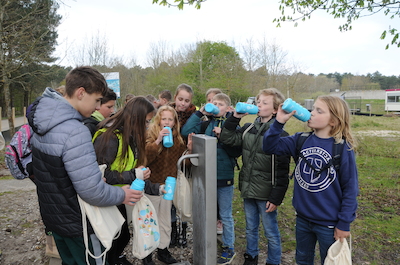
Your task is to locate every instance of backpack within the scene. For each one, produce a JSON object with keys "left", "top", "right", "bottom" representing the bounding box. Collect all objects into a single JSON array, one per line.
[
  {"left": 5, "top": 124, "right": 33, "bottom": 180},
  {"left": 292, "top": 132, "right": 344, "bottom": 179}
]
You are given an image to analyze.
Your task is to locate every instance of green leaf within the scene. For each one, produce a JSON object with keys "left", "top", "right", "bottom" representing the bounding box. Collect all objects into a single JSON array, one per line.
[{"left": 380, "top": 30, "right": 387, "bottom": 40}]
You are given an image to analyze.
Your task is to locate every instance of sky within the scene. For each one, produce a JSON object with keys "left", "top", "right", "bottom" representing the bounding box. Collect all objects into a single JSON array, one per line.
[{"left": 54, "top": 0, "right": 400, "bottom": 76}]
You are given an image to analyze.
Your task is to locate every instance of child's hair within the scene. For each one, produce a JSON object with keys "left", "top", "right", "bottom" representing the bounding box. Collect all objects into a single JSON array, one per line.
[
  {"left": 101, "top": 88, "right": 117, "bottom": 105},
  {"left": 65, "top": 66, "right": 108, "bottom": 97},
  {"left": 174, "top": 83, "right": 193, "bottom": 99},
  {"left": 125, "top": 93, "right": 135, "bottom": 103},
  {"left": 147, "top": 105, "right": 185, "bottom": 154},
  {"left": 96, "top": 96, "right": 155, "bottom": 166},
  {"left": 145, "top": 94, "right": 157, "bottom": 103},
  {"left": 55, "top": 85, "right": 65, "bottom": 96},
  {"left": 256, "top": 88, "right": 286, "bottom": 111},
  {"left": 212, "top": 93, "right": 231, "bottom": 107},
  {"left": 206, "top": 88, "right": 222, "bottom": 98},
  {"left": 317, "top": 95, "right": 357, "bottom": 149},
  {"left": 159, "top": 90, "right": 172, "bottom": 101}
]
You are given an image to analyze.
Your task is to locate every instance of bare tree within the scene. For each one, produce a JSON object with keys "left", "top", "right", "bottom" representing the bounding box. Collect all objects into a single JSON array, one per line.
[
  {"left": 67, "top": 30, "right": 114, "bottom": 66},
  {"left": 146, "top": 40, "right": 171, "bottom": 69}
]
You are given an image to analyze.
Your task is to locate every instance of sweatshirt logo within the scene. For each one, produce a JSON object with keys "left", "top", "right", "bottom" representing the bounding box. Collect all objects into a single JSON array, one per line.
[{"left": 294, "top": 147, "right": 336, "bottom": 192}]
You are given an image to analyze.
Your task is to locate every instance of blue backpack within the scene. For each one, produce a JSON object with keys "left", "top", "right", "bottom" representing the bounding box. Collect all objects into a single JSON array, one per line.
[{"left": 5, "top": 124, "right": 33, "bottom": 180}]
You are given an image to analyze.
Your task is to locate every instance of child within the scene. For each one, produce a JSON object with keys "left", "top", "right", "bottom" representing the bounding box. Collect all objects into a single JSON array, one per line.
[
  {"left": 83, "top": 88, "right": 117, "bottom": 136},
  {"left": 181, "top": 93, "right": 238, "bottom": 265},
  {"left": 263, "top": 95, "right": 358, "bottom": 265},
  {"left": 145, "top": 105, "right": 193, "bottom": 265},
  {"left": 204, "top": 88, "right": 223, "bottom": 234},
  {"left": 158, "top": 90, "right": 172, "bottom": 107},
  {"left": 170, "top": 83, "right": 197, "bottom": 128},
  {"left": 146, "top": 94, "right": 160, "bottom": 109},
  {"left": 27, "top": 66, "right": 143, "bottom": 265},
  {"left": 219, "top": 88, "right": 291, "bottom": 265},
  {"left": 93, "top": 96, "right": 162, "bottom": 265},
  {"left": 169, "top": 83, "right": 197, "bottom": 247},
  {"left": 206, "top": 88, "right": 222, "bottom": 103}
]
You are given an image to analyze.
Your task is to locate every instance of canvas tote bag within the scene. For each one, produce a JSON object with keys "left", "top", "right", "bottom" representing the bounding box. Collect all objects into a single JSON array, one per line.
[
  {"left": 324, "top": 238, "right": 352, "bottom": 265},
  {"left": 173, "top": 153, "right": 192, "bottom": 223},
  {"left": 131, "top": 195, "right": 160, "bottom": 259},
  {"left": 78, "top": 164, "right": 125, "bottom": 265}
]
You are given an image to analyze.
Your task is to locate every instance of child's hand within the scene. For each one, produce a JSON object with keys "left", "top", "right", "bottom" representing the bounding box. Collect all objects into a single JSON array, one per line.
[
  {"left": 137, "top": 166, "right": 151, "bottom": 180},
  {"left": 200, "top": 105, "right": 210, "bottom": 116},
  {"left": 265, "top": 201, "right": 277, "bottom": 212},
  {"left": 213, "top": 127, "right": 222, "bottom": 138},
  {"left": 142, "top": 167, "right": 151, "bottom": 180},
  {"left": 121, "top": 185, "right": 143, "bottom": 205},
  {"left": 334, "top": 228, "right": 350, "bottom": 242},
  {"left": 187, "top": 133, "right": 195, "bottom": 152},
  {"left": 156, "top": 127, "right": 170, "bottom": 145},
  {"left": 233, "top": 109, "right": 248, "bottom": 119},
  {"left": 159, "top": 184, "right": 166, "bottom": 196},
  {"left": 276, "top": 103, "right": 295, "bottom": 124}
]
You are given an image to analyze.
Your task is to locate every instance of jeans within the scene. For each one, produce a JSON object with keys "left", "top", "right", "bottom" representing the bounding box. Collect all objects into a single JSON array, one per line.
[
  {"left": 295, "top": 216, "right": 336, "bottom": 265},
  {"left": 217, "top": 185, "right": 235, "bottom": 249},
  {"left": 243, "top": 198, "right": 281, "bottom": 264}
]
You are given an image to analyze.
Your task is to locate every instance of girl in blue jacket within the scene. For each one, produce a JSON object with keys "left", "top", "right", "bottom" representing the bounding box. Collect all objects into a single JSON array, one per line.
[{"left": 263, "top": 95, "right": 358, "bottom": 265}]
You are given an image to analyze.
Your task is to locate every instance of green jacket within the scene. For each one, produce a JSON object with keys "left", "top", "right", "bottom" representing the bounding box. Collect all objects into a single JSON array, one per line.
[{"left": 220, "top": 116, "right": 290, "bottom": 205}]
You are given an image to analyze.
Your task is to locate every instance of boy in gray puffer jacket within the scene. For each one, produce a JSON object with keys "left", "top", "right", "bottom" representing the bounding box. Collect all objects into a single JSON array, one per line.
[{"left": 28, "top": 66, "right": 143, "bottom": 265}]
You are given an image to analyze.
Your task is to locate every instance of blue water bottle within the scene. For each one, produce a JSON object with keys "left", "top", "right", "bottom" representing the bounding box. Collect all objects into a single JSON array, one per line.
[
  {"left": 282, "top": 98, "right": 311, "bottom": 122},
  {"left": 163, "top": 127, "right": 174, "bottom": 148},
  {"left": 163, "top": 176, "right": 176, "bottom": 200},
  {"left": 130, "top": 178, "right": 145, "bottom": 203},
  {"left": 235, "top": 102, "right": 259, "bottom": 115},
  {"left": 204, "top": 103, "right": 220, "bottom": 115}
]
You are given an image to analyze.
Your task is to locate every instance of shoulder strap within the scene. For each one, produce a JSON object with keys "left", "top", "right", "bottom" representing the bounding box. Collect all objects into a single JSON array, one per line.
[
  {"left": 295, "top": 132, "right": 312, "bottom": 162},
  {"left": 296, "top": 132, "right": 345, "bottom": 177},
  {"left": 332, "top": 139, "right": 345, "bottom": 172},
  {"left": 242, "top": 123, "right": 254, "bottom": 140}
]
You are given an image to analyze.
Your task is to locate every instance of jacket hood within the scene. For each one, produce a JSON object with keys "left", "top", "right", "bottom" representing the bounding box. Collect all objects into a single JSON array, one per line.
[{"left": 28, "top": 87, "right": 83, "bottom": 136}]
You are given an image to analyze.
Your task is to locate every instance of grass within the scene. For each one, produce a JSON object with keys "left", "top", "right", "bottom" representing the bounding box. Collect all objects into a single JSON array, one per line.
[{"left": 233, "top": 114, "right": 400, "bottom": 264}]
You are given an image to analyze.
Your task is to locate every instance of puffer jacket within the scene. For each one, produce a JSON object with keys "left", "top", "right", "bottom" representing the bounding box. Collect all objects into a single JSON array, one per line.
[
  {"left": 220, "top": 116, "right": 290, "bottom": 205},
  {"left": 28, "top": 87, "right": 125, "bottom": 237}
]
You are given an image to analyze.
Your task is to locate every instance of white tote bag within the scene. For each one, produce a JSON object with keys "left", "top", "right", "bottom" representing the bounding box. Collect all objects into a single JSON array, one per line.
[
  {"left": 131, "top": 195, "right": 160, "bottom": 259},
  {"left": 78, "top": 164, "right": 125, "bottom": 265},
  {"left": 324, "top": 238, "right": 352, "bottom": 265},
  {"left": 173, "top": 165, "right": 192, "bottom": 223}
]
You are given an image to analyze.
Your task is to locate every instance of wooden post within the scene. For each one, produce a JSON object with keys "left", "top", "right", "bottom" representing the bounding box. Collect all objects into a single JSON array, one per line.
[
  {"left": 12, "top": 107, "right": 15, "bottom": 126},
  {"left": 24, "top": 107, "right": 27, "bottom": 124}
]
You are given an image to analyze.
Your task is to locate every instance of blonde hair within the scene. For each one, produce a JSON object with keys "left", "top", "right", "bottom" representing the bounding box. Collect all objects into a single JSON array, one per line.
[
  {"left": 212, "top": 93, "right": 231, "bottom": 106},
  {"left": 146, "top": 105, "right": 184, "bottom": 154},
  {"left": 317, "top": 95, "right": 357, "bottom": 149},
  {"left": 256, "top": 88, "right": 285, "bottom": 111}
]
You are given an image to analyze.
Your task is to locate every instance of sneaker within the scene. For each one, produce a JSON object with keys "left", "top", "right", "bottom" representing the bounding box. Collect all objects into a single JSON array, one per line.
[
  {"left": 243, "top": 253, "right": 258, "bottom": 265},
  {"left": 217, "top": 247, "right": 236, "bottom": 264},
  {"left": 115, "top": 255, "right": 133, "bottom": 265},
  {"left": 217, "top": 220, "right": 223, "bottom": 235}
]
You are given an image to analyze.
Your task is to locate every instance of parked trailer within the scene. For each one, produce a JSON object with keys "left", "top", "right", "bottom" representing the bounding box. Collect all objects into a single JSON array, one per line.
[{"left": 385, "top": 89, "right": 400, "bottom": 111}]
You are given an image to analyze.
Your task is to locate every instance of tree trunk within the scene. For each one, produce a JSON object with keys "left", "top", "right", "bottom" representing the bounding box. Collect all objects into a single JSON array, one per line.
[{"left": 2, "top": 76, "right": 15, "bottom": 135}]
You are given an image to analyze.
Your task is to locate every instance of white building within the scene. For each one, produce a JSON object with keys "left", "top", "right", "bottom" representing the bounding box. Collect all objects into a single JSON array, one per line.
[{"left": 385, "top": 89, "right": 400, "bottom": 111}]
